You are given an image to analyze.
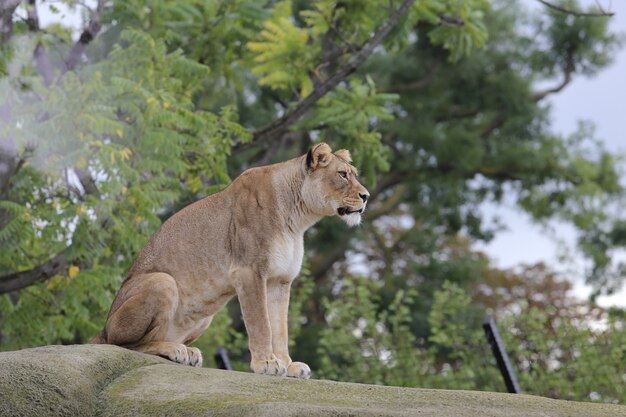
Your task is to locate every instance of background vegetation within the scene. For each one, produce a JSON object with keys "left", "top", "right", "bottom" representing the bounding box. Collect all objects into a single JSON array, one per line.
[{"left": 1, "top": 0, "right": 624, "bottom": 404}]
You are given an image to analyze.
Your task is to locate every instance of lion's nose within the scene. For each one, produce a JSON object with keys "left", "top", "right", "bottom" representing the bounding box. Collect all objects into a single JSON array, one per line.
[{"left": 359, "top": 193, "right": 369, "bottom": 203}]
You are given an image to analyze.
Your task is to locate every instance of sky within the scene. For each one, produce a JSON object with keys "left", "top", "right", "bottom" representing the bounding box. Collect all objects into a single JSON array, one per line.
[{"left": 479, "top": 0, "right": 626, "bottom": 307}]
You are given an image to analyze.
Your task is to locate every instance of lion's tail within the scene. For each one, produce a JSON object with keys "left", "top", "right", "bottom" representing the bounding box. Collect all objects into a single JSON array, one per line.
[{"left": 88, "top": 330, "right": 107, "bottom": 344}]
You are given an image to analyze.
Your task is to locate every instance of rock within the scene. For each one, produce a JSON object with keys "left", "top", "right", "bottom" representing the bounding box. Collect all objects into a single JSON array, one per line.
[
  {"left": 1, "top": 344, "right": 624, "bottom": 417},
  {"left": 0, "top": 344, "right": 166, "bottom": 417}
]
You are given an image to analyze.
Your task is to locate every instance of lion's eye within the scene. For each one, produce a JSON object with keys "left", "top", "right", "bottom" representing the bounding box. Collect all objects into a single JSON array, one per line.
[{"left": 339, "top": 171, "right": 348, "bottom": 179}]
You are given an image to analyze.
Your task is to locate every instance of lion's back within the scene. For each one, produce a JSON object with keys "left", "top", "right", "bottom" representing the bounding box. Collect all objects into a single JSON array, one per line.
[{"left": 128, "top": 189, "right": 235, "bottom": 277}]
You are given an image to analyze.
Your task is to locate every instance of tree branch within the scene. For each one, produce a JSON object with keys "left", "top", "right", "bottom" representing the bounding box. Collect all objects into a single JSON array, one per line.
[
  {"left": 434, "top": 108, "right": 481, "bottom": 123},
  {"left": 74, "top": 167, "right": 100, "bottom": 197},
  {"left": 439, "top": 14, "right": 465, "bottom": 26},
  {"left": 0, "top": 249, "right": 70, "bottom": 294},
  {"left": 24, "top": 0, "right": 38, "bottom": 31},
  {"left": 250, "top": 0, "right": 416, "bottom": 146},
  {"left": 317, "top": 3, "right": 359, "bottom": 74},
  {"left": 65, "top": 0, "right": 105, "bottom": 71},
  {"left": 480, "top": 114, "right": 506, "bottom": 139},
  {"left": 24, "top": 0, "right": 54, "bottom": 86},
  {"left": 366, "top": 184, "right": 407, "bottom": 219},
  {"left": 311, "top": 238, "right": 352, "bottom": 281},
  {"left": 0, "top": 0, "right": 21, "bottom": 44},
  {"left": 380, "top": 59, "right": 442, "bottom": 93},
  {"left": 33, "top": 42, "right": 54, "bottom": 86},
  {"left": 536, "top": 0, "right": 614, "bottom": 17},
  {"left": 533, "top": 47, "right": 576, "bottom": 101}
]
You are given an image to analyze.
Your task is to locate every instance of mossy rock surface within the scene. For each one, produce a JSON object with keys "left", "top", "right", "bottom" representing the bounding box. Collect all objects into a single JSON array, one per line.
[
  {"left": 1, "top": 344, "right": 625, "bottom": 417},
  {"left": 0, "top": 344, "right": 167, "bottom": 417}
]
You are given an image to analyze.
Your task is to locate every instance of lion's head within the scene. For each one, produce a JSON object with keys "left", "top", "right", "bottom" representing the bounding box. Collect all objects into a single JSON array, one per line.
[{"left": 302, "top": 143, "right": 370, "bottom": 227}]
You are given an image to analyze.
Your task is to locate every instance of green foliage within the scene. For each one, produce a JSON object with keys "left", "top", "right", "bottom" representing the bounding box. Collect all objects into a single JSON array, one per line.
[
  {"left": 0, "top": 27, "right": 248, "bottom": 348},
  {"left": 316, "top": 277, "right": 419, "bottom": 385},
  {"left": 426, "top": 0, "right": 489, "bottom": 61},
  {"left": 499, "top": 303, "right": 626, "bottom": 403},
  {"left": 0, "top": 266, "right": 122, "bottom": 350},
  {"left": 313, "top": 278, "right": 501, "bottom": 391},
  {"left": 313, "top": 275, "right": 626, "bottom": 402},
  {"left": 1, "top": 0, "right": 625, "bottom": 406},
  {"left": 428, "top": 281, "right": 476, "bottom": 352},
  {"left": 248, "top": 1, "right": 319, "bottom": 97},
  {"left": 529, "top": 0, "right": 620, "bottom": 77}
]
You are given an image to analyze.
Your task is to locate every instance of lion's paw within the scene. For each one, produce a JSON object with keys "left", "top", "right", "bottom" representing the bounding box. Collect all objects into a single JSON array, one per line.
[
  {"left": 251, "top": 355, "right": 287, "bottom": 376},
  {"left": 287, "top": 361, "right": 311, "bottom": 379},
  {"left": 168, "top": 344, "right": 191, "bottom": 366},
  {"left": 187, "top": 347, "right": 203, "bottom": 367}
]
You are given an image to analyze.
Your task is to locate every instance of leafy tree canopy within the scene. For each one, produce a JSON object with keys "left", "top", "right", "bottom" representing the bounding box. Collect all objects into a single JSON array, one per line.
[{"left": 0, "top": 0, "right": 624, "bottom": 403}]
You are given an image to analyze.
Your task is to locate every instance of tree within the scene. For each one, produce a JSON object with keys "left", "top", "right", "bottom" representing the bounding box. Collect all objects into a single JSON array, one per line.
[
  {"left": 0, "top": 0, "right": 489, "bottom": 346},
  {"left": 478, "top": 264, "right": 626, "bottom": 403},
  {"left": 0, "top": 0, "right": 624, "bottom": 403},
  {"left": 295, "top": 0, "right": 624, "bottom": 355},
  {"left": 311, "top": 255, "right": 626, "bottom": 403}
]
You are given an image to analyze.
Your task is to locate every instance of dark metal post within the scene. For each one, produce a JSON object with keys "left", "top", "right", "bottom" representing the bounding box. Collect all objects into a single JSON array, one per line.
[
  {"left": 214, "top": 347, "right": 233, "bottom": 371},
  {"left": 483, "top": 314, "right": 521, "bottom": 394}
]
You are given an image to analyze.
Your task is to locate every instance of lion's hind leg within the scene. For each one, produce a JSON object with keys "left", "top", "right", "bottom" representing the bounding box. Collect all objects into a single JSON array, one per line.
[{"left": 104, "top": 272, "right": 201, "bottom": 367}]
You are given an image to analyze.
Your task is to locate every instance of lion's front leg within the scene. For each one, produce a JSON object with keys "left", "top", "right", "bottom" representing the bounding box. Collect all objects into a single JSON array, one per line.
[
  {"left": 267, "top": 280, "right": 311, "bottom": 379},
  {"left": 231, "top": 267, "right": 287, "bottom": 376}
]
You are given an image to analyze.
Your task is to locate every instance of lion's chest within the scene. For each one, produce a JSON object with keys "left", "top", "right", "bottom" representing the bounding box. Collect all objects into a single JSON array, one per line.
[{"left": 268, "top": 234, "right": 304, "bottom": 280}]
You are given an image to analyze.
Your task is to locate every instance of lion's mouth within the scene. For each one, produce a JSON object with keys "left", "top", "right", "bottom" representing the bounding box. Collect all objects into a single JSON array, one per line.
[{"left": 337, "top": 207, "right": 364, "bottom": 216}]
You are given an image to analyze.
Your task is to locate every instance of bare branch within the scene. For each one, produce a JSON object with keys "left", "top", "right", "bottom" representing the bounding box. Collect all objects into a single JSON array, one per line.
[
  {"left": 532, "top": 70, "right": 572, "bottom": 101},
  {"left": 533, "top": 47, "right": 576, "bottom": 101},
  {"left": 65, "top": 0, "right": 105, "bottom": 71},
  {"left": 536, "top": 0, "right": 615, "bottom": 17},
  {"left": 249, "top": 0, "right": 416, "bottom": 146},
  {"left": 24, "top": 0, "right": 38, "bottom": 31},
  {"left": 0, "top": 249, "right": 70, "bottom": 294},
  {"left": 439, "top": 14, "right": 465, "bottom": 26},
  {"left": 34, "top": 42, "right": 54, "bottom": 85},
  {"left": 23, "top": 0, "right": 54, "bottom": 85},
  {"left": 0, "top": 0, "right": 21, "bottom": 44}
]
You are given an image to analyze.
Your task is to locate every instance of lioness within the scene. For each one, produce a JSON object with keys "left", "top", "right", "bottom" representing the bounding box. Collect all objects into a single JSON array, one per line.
[{"left": 90, "top": 143, "right": 369, "bottom": 378}]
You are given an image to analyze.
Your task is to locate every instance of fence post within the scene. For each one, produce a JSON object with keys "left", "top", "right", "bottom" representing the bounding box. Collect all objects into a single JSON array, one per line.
[
  {"left": 214, "top": 346, "right": 233, "bottom": 371},
  {"left": 483, "top": 314, "right": 521, "bottom": 394}
]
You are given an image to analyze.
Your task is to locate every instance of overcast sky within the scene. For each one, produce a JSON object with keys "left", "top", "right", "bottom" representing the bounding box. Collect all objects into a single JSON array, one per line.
[{"left": 480, "top": 0, "right": 626, "bottom": 307}]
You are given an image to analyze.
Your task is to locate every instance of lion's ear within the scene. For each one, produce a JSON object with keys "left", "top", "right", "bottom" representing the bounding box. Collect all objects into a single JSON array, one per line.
[
  {"left": 307, "top": 143, "right": 332, "bottom": 170},
  {"left": 334, "top": 149, "right": 352, "bottom": 163}
]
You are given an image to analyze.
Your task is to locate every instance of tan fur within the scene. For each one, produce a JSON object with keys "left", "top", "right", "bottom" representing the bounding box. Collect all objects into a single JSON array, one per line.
[{"left": 91, "top": 143, "right": 369, "bottom": 378}]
